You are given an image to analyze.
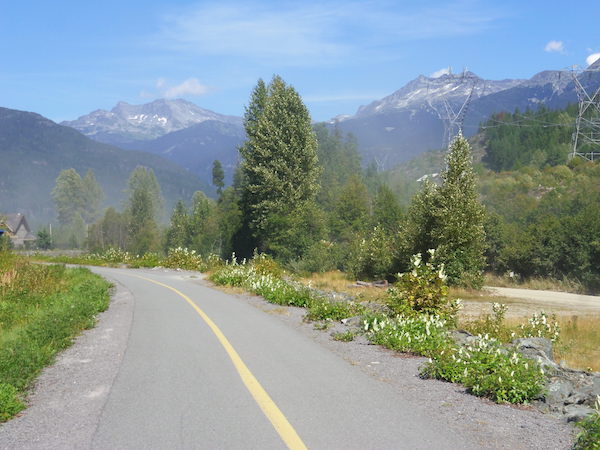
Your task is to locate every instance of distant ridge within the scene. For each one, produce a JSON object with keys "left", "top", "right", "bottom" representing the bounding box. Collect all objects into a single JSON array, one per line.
[{"left": 0, "top": 107, "right": 209, "bottom": 226}]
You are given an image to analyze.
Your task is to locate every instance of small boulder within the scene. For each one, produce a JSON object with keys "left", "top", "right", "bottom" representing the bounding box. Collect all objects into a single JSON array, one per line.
[
  {"left": 564, "top": 404, "right": 595, "bottom": 423},
  {"left": 512, "top": 337, "right": 557, "bottom": 369},
  {"left": 545, "top": 379, "right": 574, "bottom": 408}
]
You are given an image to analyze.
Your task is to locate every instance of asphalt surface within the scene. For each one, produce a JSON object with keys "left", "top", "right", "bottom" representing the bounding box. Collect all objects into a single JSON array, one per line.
[{"left": 0, "top": 267, "right": 575, "bottom": 449}]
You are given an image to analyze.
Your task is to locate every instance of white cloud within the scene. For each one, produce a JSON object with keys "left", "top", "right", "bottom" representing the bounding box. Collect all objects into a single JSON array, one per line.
[
  {"left": 586, "top": 53, "right": 600, "bottom": 66},
  {"left": 544, "top": 40, "right": 565, "bottom": 53},
  {"left": 140, "top": 78, "right": 210, "bottom": 99},
  {"left": 431, "top": 67, "right": 451, "bottom": 78},
  {"left": 162, "top": 78, "right": 209, "bottom": 98},
  {"left": 153, "top": 2, "right": 504, "bottom": 66}
]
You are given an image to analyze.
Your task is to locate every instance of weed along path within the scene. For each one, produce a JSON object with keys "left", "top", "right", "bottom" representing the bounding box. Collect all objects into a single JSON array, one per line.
[{"left": 1, "top": 268, "right": 573, "bottom": 449}]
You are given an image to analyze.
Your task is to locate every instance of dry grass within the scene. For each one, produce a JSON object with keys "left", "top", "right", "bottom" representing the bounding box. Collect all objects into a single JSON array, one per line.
[
  {"left": 300, "top": 271, "right": 387, "bottom": 303},
  {"left": 484, "top": 273, "right": 585, "bottom": 294}
]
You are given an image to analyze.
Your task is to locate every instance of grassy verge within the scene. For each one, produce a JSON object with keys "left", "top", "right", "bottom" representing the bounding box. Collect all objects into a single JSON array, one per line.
[{"left": 0, "top": 252, "right": 111, "bottom": 422}]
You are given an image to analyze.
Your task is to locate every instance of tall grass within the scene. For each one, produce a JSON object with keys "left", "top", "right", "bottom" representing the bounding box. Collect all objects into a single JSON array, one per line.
[{"left": 0, "top": 252, "right": 110, "bottom": 421}]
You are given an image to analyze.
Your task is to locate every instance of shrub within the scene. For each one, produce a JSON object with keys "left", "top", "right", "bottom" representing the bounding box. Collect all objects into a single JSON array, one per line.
[
  {"left": 162, "top": 247, "right": 205, "bottom": 271},
  {"left": 364, "top": 313, "right": 450, "bottom": 357},
  {"left": 420, "top": 335, "right": 546, "bottom": 404},
  {"left": 386, "top": 250, "right": 461, "bottom": 324},
  {"left": 346, "top": 227, "right": 395, "bottom": 280},
  {"left": 306, "top": 298, "right": 365, "bottom": 321}
]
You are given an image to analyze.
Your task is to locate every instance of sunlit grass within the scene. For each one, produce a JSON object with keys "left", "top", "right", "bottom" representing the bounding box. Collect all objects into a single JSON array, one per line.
[
  {"left": 484, "top": 272, "right": 585, "bottom": 294},
  {"left": 299, "top": 270, "right": 386, "bottom": 303}
]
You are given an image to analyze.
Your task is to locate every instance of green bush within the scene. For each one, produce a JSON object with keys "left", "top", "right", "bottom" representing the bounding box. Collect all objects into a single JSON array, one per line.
[
  {"left": 387, "top": 251, "right": 460, "bottom": 324},
  {"left": 420, "top": 335, "right": 545, "bottom": 404},
  {"left": 162, "top": 247, "right": 206, "bottom": 271},
  {"left": 364, "top": 313, "right": 450, "bottom": 357},
  {"left": 306, "top": 298, "right": 365, "bottom": 321}
]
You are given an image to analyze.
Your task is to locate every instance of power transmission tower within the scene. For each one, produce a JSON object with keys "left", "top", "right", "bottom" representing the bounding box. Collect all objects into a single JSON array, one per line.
[
  {"left": 436, "top": 74, "right": 478, "bottom": 149},
  {"left": 570, "top": 65, "right": 600, "bottom": 161}
]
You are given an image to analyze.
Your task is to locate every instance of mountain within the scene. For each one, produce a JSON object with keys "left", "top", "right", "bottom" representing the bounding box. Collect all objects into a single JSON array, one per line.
[
  {"left": 330, "top": 63, "right": 600, "bottom": 169},
  {"left": 128, "top": 120, "right": 245, "bottom": 185},
  {"left": 62, "top": 98, "right": 242, "bottom": 147},
  {"left": 0, "top": 107, "right": 209, "bottom": 226}
]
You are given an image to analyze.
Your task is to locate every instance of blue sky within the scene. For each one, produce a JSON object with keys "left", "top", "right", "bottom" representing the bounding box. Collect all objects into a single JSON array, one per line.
[{"left": 1, "top": 0, "right": 599, "bottom": 123}]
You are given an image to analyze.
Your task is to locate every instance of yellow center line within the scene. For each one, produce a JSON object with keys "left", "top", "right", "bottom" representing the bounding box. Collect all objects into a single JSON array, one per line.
[{"left": 131, "top": 274, "right": 307, "bottom": 450}]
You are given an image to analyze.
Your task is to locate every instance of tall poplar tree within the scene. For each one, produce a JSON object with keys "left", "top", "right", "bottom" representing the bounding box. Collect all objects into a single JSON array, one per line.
[{"left": 239, "top": 75, "right": 320, "bottom": 257}]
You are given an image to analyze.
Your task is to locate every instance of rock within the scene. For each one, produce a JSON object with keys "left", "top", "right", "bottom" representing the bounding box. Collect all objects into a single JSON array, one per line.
[
  {"left": 449, "top": 329, "right": 477, "bottom": 347},
  {"left": 565, "top": 388, "right": 590, "bottom": 405},
  {"left": 545, "top": 380, "right": 573, "bottom": 407},
  {"left": 564, "top": 404, "right": 595, "bottom": 423},
  {"left": 593, "top": 375, "right": 600, "bottom": 396},
  {"left": 341, "top": 316, "right": 363, "bottom": 328},
  {"left": 512, "top": 337, "right": 557, "bottom": 369}
]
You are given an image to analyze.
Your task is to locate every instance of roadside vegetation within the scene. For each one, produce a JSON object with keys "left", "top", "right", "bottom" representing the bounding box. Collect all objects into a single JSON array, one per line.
[{"left": 0, "top": 251, "right": 110, "bottom": 422}]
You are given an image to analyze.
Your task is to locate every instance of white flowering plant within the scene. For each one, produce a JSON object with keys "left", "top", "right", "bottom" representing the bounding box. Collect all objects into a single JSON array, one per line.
[
  {"left": 364, "top": 313, "right": 450, "bottom": 357},
  {"left": 162, "top": 247, "right": 206, "bottom": 271},
  {"left": 421, "top": 334, "right": 545, "bottom": 404},
  {"left": 387, "top": 250, "right": 461, "bottom": 324}
]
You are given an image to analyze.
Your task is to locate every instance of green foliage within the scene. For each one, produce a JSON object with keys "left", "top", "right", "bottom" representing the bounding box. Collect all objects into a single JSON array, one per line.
[
  {"left": 482, "top": 106, "right": 575, "bottom": 171},
  {"left": 36, "top": 228, "right": 53, "bottom": 250},
  {"left": 387, "top": 251, "right": 460, "bottom": 323},
  {"left": 405, "top": 135, "right": 486, "bottom": 287},
  {"left": 332, "top": 330, "right": 356, "bottom": 342},
  {"left": 126, "top": 168, "right": 162, "bottom": 255},
  {"left": 372, "top": 184, "right": 403, "bottom": 232},
  {"left": 330, "top": 175, "right": 371, "bottom": 238},
  {"left": 305, "top": 298, "right": 365, "bottom": 322},
  {"left": 165, "top": 200, "right": 189, "bottom": 250},
  {"left": 313, "top": 124, "right": 362, "bottom": 210},
  {"left": 346, "top": 226, "right": 395, "bottom": 280},
  {"left": 364, "top": 313, "right": 450, "bottom": 357},
  {"left": 481, "top": 162, "right": 600, "bottom": 293},
  {"left": 420, "top": 336, "right": 546, "bottom": 404},
  {"left": 52, "top": 168, "right": 87, "bottom": 226},
  {"left": 162, "top": 247, "right": 206, "bottom": 271},
  {"left": 87, "top": 207, "right": 129, "bottom": 252},
  {"left": 0, "top": 383, "right": 24, "bottom": 422},
  {"left": 212, "top": 160, "right": 225, "bottom": 195},
  {"left": 574, "top": 398, "right": 600, "bottom": 450},
  {"left": 51, "top": 168, "right": 104, "bottom": 231},
  {"left": 0, "top": 254, "right": 110, "bottom": 421},
  {"left": 239, "top": 76, "right": 320, "bottom": 257}
]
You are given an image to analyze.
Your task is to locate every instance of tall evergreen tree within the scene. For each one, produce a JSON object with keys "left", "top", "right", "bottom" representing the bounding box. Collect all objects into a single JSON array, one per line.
[
  {"left": 126, "top": 166, "right": 164, "bottom": 223},
  {"left": 125, "top": 168, "right": 162, "bottom": 254},
  {"left": 165, "top": 200, "right": 189, "bottom": 250},
  {"left": 212, "top": 160, "right": 225, "bottom": 196},
  {"left": 239, "top": 75, "right": 320, "bottom": 257},
  {"left": 435, "top": 134, "right": 486, "bottom": 286},
  {"left": 406, "top": 134, "right": 486, "bottom": 286}
]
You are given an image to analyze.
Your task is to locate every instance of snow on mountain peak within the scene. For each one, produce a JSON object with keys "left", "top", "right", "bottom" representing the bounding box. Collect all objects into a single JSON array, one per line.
[{"left": 62, "top": 99, "right": 242, "bottom": 142}]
